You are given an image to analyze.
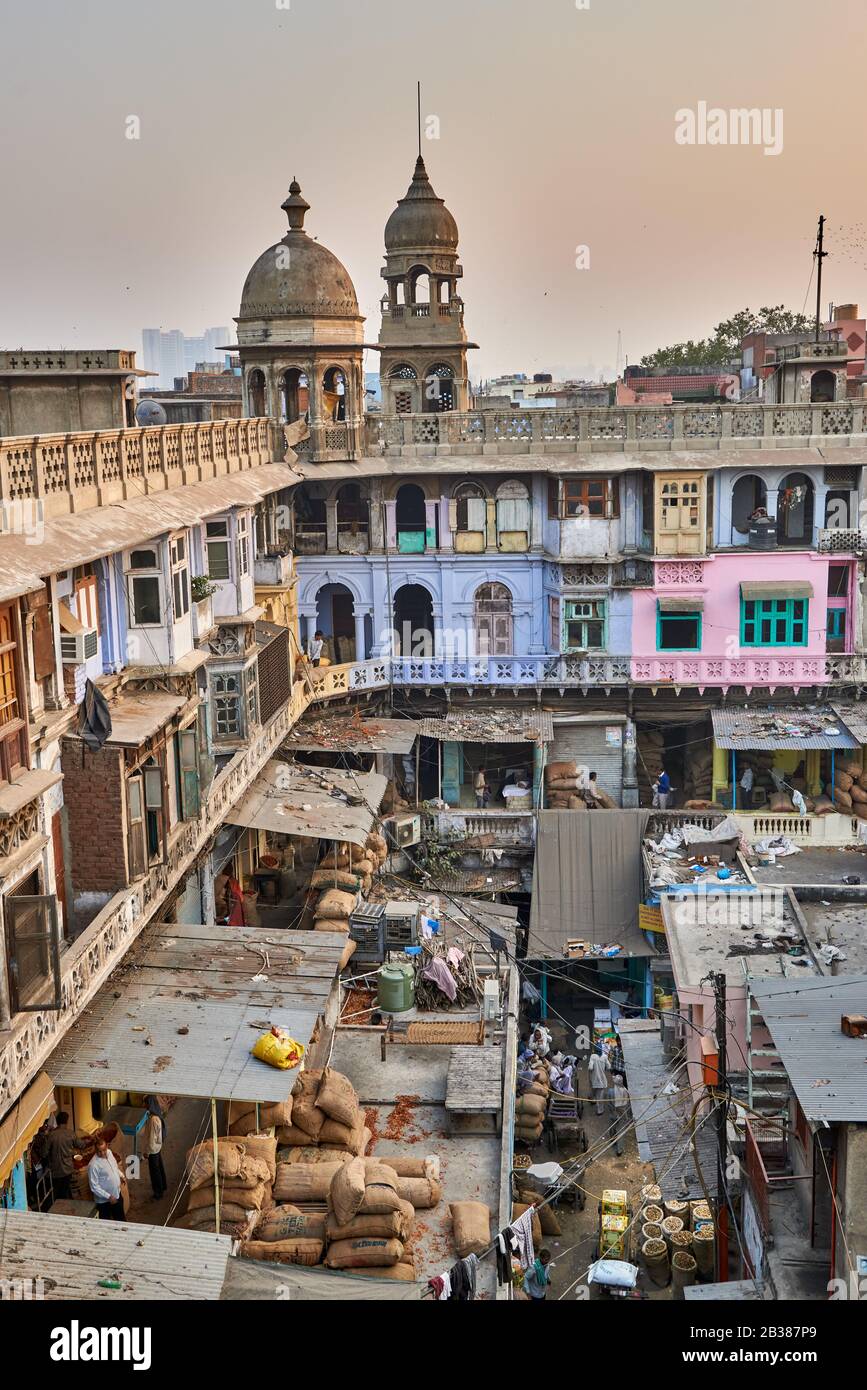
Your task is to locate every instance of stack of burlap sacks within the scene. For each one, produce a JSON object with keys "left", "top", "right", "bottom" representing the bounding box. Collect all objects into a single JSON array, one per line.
[
  {"left": 273, "top": 1067, "right": 370, "bottom": 1157},
  {"left": 515, "top": 1058, "right": 551, "bottom": 1146},
  {"left": 309, "top": 832, "right": 389, "bottom": 934},
  {"left": 179, "top": 1132, "right": 278, "bottom": 1236},
  {"left": 682, "top": 742, "right": 714, "bottom": 805},
  {"left": 831, "top": 758, "right": 867, "bottom": 820},
  {"left": 638, "top": 728, "right": 665, "bottom": 804},
  {"left": 544, "top": 761, "right": 616, "bottom": 811}
]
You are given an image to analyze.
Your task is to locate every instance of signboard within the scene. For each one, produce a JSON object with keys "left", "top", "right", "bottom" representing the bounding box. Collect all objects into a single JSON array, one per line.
[
  {"left": 605, "top": 726, "right": 623, "bottom": 747},
  {"left": 639, "top": 903, "right": 665, "bottom": 935}
]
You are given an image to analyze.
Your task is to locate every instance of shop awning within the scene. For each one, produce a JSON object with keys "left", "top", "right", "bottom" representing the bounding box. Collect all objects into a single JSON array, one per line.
[
  {"left": 417, "top": 710, "right": 553, "bottom": 745},
  {"left": 657, "top": 596, "right": 705, "bottom": 613},
  {"left": 0, "top": 1071, "right": 54, "bottom": 1186},
  {"left": 285, "top": 714, "right": 418, "bottom": 756},
  {"left": 227, "top": 760, "right": 387, "bottom": 848},
  {"left": 711, "top": 706, "right": 859, "bottom": 752},
  {"left": 49, "top": 924, "right": 347, "bottom": 1102},
  {"left": 741, "top": 581, "right": 813, "bottom": 600}
]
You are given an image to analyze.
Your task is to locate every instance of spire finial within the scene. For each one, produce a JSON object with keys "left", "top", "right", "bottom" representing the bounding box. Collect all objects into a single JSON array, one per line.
[
  {"left": 417, "top": 81, "right": 422, "bottom": 160},
  {"left": 282, "top": 179, "right": 310, "bottom": 233}
]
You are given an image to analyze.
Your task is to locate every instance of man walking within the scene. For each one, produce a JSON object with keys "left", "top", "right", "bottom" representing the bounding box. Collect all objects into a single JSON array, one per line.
[
  {"left": 88, "top": 1135, "right": 124, "bottom": 1220},
  {"left": 143, "top": 1096, "right": 168, "bottom": 1200},
  {"left": 523, "top": 1248, "right": 552, "bottom": 1302},
  {"left": 611, "top": 1073, "right": 631, "bottom": 1157},
  {"left": 652, "top": 767, "right": 671, "bottom": 810},
  {"left": 588, "top": 1047, "right": 611, "bottom": 1116}
]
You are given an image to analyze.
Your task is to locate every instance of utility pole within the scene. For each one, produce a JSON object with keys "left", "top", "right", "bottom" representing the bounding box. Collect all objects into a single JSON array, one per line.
[
  {"left": 814, "top": 215, "right": 828, "bottom": 342},
  {"left": 713, "top": 971, "right": 730, "bottom": 1281}
]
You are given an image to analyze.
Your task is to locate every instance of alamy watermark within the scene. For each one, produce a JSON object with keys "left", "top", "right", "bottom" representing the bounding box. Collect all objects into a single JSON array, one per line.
[{"left": 675, "top": 102, "right": 783, "bottom": 157}]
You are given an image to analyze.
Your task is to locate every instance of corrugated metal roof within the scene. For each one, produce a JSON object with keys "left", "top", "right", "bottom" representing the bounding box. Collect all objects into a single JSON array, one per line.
[
  {"left": 830, "top": 701, "right": 867, "bottom": 745},
  {"left": 0, "top": 463, "right": 299, "bottom": 603},
  {"left": 0, "top": 1211, "right": 231, "bottom": 1299},
  {"left": 750, "top": 974, "right": 867, "bottom": 1122},
  {"left": 711, "top": 705, "right": 859, "bottom": 751},
  {"left": 49, "top": 924, "right": 346, "bottom": 1102},
  {"left": 418, "top": 709, "right": 553, "bottom": 744},
  {"left": 227, "top": 760, "right": 386, "bottom": 848}
]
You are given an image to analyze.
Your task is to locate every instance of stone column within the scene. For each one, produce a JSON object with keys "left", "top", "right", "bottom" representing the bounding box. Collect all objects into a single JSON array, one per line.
[
  {"left": 326, "top": 496, "right": 339, "bottom": 552},
  {"left": 368, "top": 481, "right": 385, "bottom": 551},
  {"left": 439, "top": 497, "right": 452, "bottom": 550},
  {"left": 622, "top": 718, "right": 639, "bottom": 808},
  {"left": 384, "top": 500, "right": 397, "bottom": 550},
  {"left": 353, "top": 610, "right": 367, "bottom": 663}
]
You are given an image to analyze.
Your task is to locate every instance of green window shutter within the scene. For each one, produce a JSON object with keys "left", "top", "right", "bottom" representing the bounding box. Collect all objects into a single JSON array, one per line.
[{"left": 178, "top": 728, "right": 200, "bottom": 819}]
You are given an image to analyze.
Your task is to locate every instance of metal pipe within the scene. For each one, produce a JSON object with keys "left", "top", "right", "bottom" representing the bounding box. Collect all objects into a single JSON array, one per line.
[{"left": 211, "top": 1098, "right": 221, "bottom": 1236}]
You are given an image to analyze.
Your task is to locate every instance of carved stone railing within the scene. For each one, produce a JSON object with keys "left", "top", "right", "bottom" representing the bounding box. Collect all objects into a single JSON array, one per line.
[
  {"left": 817, "top": 528, "right": 864, "bottom": 554},
  {"left": 363, "top": 401, "right": 865, "bottom": 456},
  {"left": 631, "top": 654, "right": 836, "bottom": 692},
  {"left": 0, "top": 418, "right": 277, "bottom": 522},
  {"left": 424, "top": 810, "right": 536, "bottom": 848}
]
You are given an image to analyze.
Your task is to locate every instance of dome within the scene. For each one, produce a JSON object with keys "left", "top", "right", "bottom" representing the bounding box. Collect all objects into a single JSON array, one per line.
[
  {"left": 384, "top": 156, "right": 459, "bottom": 254},
  {"left": 239, "top": 181, "right": 359, "bottom": 321}
]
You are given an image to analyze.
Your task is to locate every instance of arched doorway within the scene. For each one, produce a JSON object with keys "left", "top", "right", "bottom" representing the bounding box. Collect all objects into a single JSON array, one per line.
[
  {"left": 731, "top": 474, "right": 768, "bottom": 538},
  {"left": 294, "top": 486, "right": 327, "bottom": 553},
  {"left": 395, "top": 483, "right": 429, "bottom": 552},
  {"left": 810, "top": 369, "right": 836, "bottom": 403},
  {"left": 474, "top": 583, "right": 513, "bottom": 656},
  {"left": 336, "top": 483, "right": 369, "bottom": 552},
  {"left": 323, "top": 366, "right": 347, "bottom": 422},
  {"left": 777, "top": 472, "right": 814, "bottom": 546},
  {"left": 424, "top": 363, "right": 456, "bottom": 413},
  {"left": 248, "top": 369, "right": 266, "bottom": 417},
  {"left": 315, "top": 582, "right": 357, "bottom": 663},
  {"left": 393, "top": 584, "right": 434, "bottom": 658},
  {"left": 280, "top": 368, "right": 308, "bottom": 424}
]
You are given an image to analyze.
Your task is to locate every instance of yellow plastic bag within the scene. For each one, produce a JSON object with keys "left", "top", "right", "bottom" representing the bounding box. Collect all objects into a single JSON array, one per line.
[{"left": 252, "top": 1028, "right": 306, "bottom": 1071}]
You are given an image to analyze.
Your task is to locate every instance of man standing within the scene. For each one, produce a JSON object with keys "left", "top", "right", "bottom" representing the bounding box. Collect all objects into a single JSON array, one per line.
[
  {"left": 588, "top": 1047, "right": 611, "bottom": 1115},
  {"left": 474, "top": 767, "right": 488, "bottom": 809},
  {"left": 652, "top": 767, "right": 671, "bottom": 810},
  {"left": 308, "top": 631, "right": 325, "bottom": 666},
  {"left": 611, "top": 1073, "right": 631, "bottom": 1156},
  {"left": 143, "top": 1096, "right": 168, "bottom": 1201},
  {"left": 46, "top": 1111, "right": 82, "bottom": 1201},
  {"left": 88, "top": 1136, "right": 124, "bottom": 1220},
  {"left": 523, "top": 1248, "right": 552, "bottom": 1303}
]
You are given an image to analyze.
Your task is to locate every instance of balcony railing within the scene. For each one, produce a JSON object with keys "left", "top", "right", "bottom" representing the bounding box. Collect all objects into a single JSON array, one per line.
[
  {"left": 631, "top": 654, "right": 856, "bottom": 690},
  {"left": 364, "top": 401, "right": 865, "bottom": 456},
  {"left": 424, "top": 810, "right": 536, "bottom": 848},
  {"left": 0, "top": 418, "right": 277, "bottom": 521}
]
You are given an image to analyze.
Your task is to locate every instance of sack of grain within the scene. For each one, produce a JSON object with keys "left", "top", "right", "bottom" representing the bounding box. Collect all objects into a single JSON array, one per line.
[
  {"left": 319, "top": 1115, "right": 363, "bottom": 1149},
  {"left": 516, "top": 1191, "right": 561, "bottom": 1237},
  {"left": 378, "top": 1156, "right": 440, "bottom": 1182},
  {"left": 357, "top": 1183, "right": 404, "bottom": 1216},
  {"left": 850, "top": 783, "right": 867, "bottom": 803},
  {"left": 524, "top": 1081, "right": 549, "bottom": 1098},
  {"left": 330, "top": 1157, "right": 367, "bottom": 1227},
  {"left": 512, "top": 1202, "right": 543, "bottom": 1246},
  {"left": 315, "top": 917, "right": 351, "bottom": 934},
  {"left": 317, "top": 1069, "right": 360, "bottom": 1128},
  {"left": 769, "top": 792, "right": 795, "bottom": 812},
  {"left": 545, "top": 761, "right": 578, "bottom": 783},
  {"left": 276, "top": 1124, "right": 318, "bottom": 1147},
  {"left": 812, "top": 796, "right": 835, "bottom": 815},
  {"left": 339, "top": 939, "right": 357, "bottom": 971},
  {"left": 568, "top": 795, "right": 588, "bottom": 810},
  {"left": 515, "top": 1121, "right": 544, "bottom": 1141},
  {"left": 293, "top": 1070, "right": 323, "bottom": 1098},
  {"left": 315, "top": 888, "right": 358, "bottom": 920},
  {"left": 843, "top": 760, "right": 863, "bottom": 778},
  {"left": 832, "top": 787, "right": 853, "bottom": 809},
  {"left": 854, "top": 803, "right": 867, "bottom": 821},
  {"left": 188, "top": 1179, "right": 268, "bottom": 1213},
  {"left": 291, "top": 1099, "right": 326, "bottom": 1141},
  {"left": 187, "top": 1140, "right": 244, "bottom": 1189},
  {"left": 394, "top": 1176, "right": 442, "bottom": 1209},
  {"left": 450, "top": 1201, "right": 491, "bottom": 1258},
  {"left": 241, "top": 1237, "right": 324, "bottom": 1267},
  {"left": 835, "top": 771, "right": 854, "bottom": 792},
  {"left": 310, "top": 868, "right": 363, "bottom": 893},
  {"left": 237, "top": 1133, "right": 278, "bottom": 1184},
  {"left": 273, "top": 1162, "right": 343, "bottom": 1204},
  {"left": 255, "top": 1206, "right": 326, "bottom": 1244},
  {"left": 228, "top": 1099, "right": 293, "bottom": 1136},
  {"left": 326, "top": 1237, "right": 404, "bottom": 1270},
  {"left": 547, "top": 793, "right": 571, "bottom": 808},
  {"left": 515, "top": 1093, "right": 546, "bottom": 1119},
  {"left": 177, "top": 1205, "right": 256, "bottom": 1233},
  {"left": 547, "top": 777, "right": 581, "bottom": 792},
  {"left": 594, "top": 789, "right": 617, "bottom": 810},
  {"left": 320, "top": 1131, "right": 371, "bottom": 1160},
  {"left": 367, "top": 831, "right": 388, "bottom": 857},
  {"left": 325, "top": 1210, "right": 410, "bottom": 1243}
]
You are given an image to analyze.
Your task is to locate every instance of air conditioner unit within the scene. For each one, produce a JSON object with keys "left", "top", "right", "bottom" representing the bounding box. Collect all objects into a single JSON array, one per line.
[
  {"left": 60, "top": 628, "right": 99, "bottom": 664},
  {"left": 483, "top": 979, "right": 500, "bottom": 1022},
  {"left": 385, "top": 814, "right": 422, "bottom": 849}
]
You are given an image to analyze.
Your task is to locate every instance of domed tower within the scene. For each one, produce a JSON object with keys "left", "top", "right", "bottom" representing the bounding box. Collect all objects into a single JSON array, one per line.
[
  {"left": 378, "top": 156, "right": 476, "bottom": 415},
  {"left": 236, "top": 180, "right": 366, "bottom": 459}
]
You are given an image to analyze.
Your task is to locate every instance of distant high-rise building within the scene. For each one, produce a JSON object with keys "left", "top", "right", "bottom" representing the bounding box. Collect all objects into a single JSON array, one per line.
[{"left": 141, "top": 326, "right": 234, "bottom": 387}]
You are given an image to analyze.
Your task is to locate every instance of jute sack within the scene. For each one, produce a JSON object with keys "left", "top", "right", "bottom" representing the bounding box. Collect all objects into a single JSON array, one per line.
[
  {"left": 255, "top": 1206, "right": 326, "bottom": 1244},
  {"left": 315, "top": 889, "right": 357, "bottom": 920},
  {"left": 317, "top": 1069, "right": 360, "bottom": 1127},
  {"left": 379, "top": 1156, "right": 440, "bottom": 1182},
  {"left": 450, "top": 1201, "right": 491, "bottom": 1258},
  {"left": 325, "top": 1210, "right": 409, "bottom": 1243},
  {"left": 177, "top": 1205, "right": 256, "bottom": 1231},
  {"left": 319, "top": 1116, "right": 366, "bottom": 1153},
  {"left": 291, "top": 1099, "right": 326, "bottom": 1140},
  {"left": 292, "top": 1069, "right": 323, "bottom": 1099},
  {"left": 187, "top": 1179, "right": 268, "bottom": 1213},
  {"left": 187, "top": 1140, "right": 244, "bottom": 1189},
  {"left": 515, "top": 1093, "right": 546, "bottom": 1119},
  {"left": 545, "top": 761, "right": 578, "bottom": 782},
  {"left": 236, "top": 1134, "right": 278, "bottom": 1184},
  {"left": 228, "top": 1100, "right": 293, "bottom": 1135},
  {"left": 363, "top": 1160, "right": 398, "bottom": 1190},
  {"left": 310, "top": 868, "right": 363, "bottom": 893},
  {"left": 330, "top": 1157, "right": 367, "bottom": 1227},
  {"left": 315, "top": 917, "right": 351, "bottom": 934},
  {"left": 394, "top": 1176, "right": 442, "bottom": 1210},
  {"left": 276, "top": 1124, "right": 318, "bottom": 1147},
  {"left": 357, "top": 1183, "right": 404, "bottom": 1216},
  {"left": 325, "top": 1237, "right": 404, "bottom": 1270},
  {"left": 319, "top": 1132, "right": 371, "bottom": 1161},
  {"left": 367, "top": 831, "right": 388, "bottom": 857},
  {"left": 242, "top": 1238, "right": 323, "bottom": 1268},
  {"left": 273, "top": 1161, "right": 342, "bottom": 1203},
  {"left": 516, "top": 1191, "right": 561, "bottom": 1237},
  {"left": 512, "top": 1202, "right": 543, "bottom": 1246}
]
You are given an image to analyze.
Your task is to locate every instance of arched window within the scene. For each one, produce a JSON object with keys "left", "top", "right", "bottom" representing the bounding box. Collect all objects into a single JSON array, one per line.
[
  {"left": 777, "top": 472, "right": 815, "bottom": 546},
  {"left": 395, "top": 483, "right": 429, "bottom": 552},
  {"left": 474, "top": 583, "right": 513, "bottom": 657},
  {"left": 323, "top": 366, "right": 346, "bottom": 422},
  {"left": 336, "top": 483, "right": 369, "bottom": 549},
  {"left": 731, "top": 474, "right": 768, "bottom": 536},
  {"left": 424, "top": 363, "right": 456, "bottom": 414},
  {"left": 496, "top": 479, "right": 530, "bottom": 548},
  {"left": 389, "top": 363, "right": 417, "bottom": 416},
  {"left": 280, "top": 368, "right": 308, "bottom": 424},
  {"left": 453, "top": 481, "right": 487, "bottom": 534},
  {"left": 410, "top": 268, "right": 431, "bottom": 307},
  {"left": 439, "top": 279, "right": 450, "bottom": 305},
  {"left": 248, "top": 369, "right": 266, "bottom": 417},
  {"left": 294, "top": 486, "right": 327, "bottom": 553},
  {"left": 810, "top": 369, "right": 836, "bottom": 403}
]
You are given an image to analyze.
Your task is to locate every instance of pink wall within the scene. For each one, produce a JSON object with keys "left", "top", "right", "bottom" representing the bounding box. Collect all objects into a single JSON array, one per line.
[{"left": 631, "top": 552, "right": 843, "bottom": 689}]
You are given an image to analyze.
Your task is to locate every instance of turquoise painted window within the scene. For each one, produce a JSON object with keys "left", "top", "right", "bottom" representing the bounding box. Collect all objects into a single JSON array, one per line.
[
  {"left": 564, "top": 599, "right": 607, "bottom": 650},
  {"left": 656, "top": 608, "right": 702, "bottom": 651},
  {"left": 827, "top": 608, "right": 846, "bottom": 642},
  {"left": 741, "top": 597, "right": 808, "bottom": 647}
]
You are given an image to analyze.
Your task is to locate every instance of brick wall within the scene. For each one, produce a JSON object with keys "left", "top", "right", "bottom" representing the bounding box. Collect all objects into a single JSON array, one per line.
[{"left": 60, "top": 739, "right": 128, "bottom": 894}]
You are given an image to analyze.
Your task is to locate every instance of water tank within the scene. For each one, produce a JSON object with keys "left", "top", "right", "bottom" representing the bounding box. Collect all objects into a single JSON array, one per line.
[
  {"left": 135, "top": 399, "right": 168, "bottom": 427},
  {"left": 748, "top": 515, "right": 777, "bottom": 550},
  {"left": 377, "top": 963, "right": 415, "bottom": 1013}
]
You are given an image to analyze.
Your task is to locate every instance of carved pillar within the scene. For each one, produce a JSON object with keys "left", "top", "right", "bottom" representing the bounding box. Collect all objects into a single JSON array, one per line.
[
  {"left": 369, "top": 481, "right": 385, "bottom": 551},
  {"left": 384, "top": 500, "right": 397, "bottom": 550},
  {"left": 353, "top": 610, "right": 367, "bottom": 663}
]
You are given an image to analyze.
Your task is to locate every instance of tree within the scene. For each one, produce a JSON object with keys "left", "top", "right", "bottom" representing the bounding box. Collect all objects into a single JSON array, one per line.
[{"left": 639, "top": 306, "right": 812, "bottom": 370}]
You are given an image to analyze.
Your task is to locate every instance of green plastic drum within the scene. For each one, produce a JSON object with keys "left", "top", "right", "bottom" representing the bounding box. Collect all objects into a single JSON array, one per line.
[{"left": 378, "top": 963, "right": 415, "bottom": 1013}]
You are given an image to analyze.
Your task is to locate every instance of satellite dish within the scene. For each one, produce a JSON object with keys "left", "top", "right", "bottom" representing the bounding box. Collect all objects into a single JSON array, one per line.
[{"left": 135, "top": 399, "right": 168, "bottom": 427}]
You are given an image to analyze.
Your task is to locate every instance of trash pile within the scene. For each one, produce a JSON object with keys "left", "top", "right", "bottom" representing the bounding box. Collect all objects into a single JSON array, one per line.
[
  {"left": 644, "top": 818, "right": 749, "bottom": 887},
  {"left": 544, "top": 760, "right": 617, "bottom": 810}
]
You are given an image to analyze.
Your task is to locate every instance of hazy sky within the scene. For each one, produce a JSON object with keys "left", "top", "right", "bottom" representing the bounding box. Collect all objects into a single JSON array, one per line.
[{"left": 2, "top": 0, "right": 867, "bottom": 381}]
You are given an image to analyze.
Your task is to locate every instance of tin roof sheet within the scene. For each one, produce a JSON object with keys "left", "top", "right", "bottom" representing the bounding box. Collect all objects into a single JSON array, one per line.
[
  {"left": 417, "top": 709, "right": 553, "bottom": 744},
  {"left": 711, "top": 705, "right": 859, "bottom": 751},
  {"left": 284, "top": 713, "right": 418, "bottom": 756},
  {"left": 226, "top": 760, "right": 386, "bottom": 848},
  {"left": 749, "top": 974, "right": 867, "bottom": 1122}
]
